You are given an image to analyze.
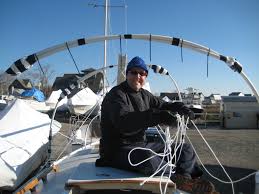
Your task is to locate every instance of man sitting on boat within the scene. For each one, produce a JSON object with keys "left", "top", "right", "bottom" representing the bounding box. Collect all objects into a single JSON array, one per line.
[{"left": 96, "top": 56, "right": 218, "bottom": 194}]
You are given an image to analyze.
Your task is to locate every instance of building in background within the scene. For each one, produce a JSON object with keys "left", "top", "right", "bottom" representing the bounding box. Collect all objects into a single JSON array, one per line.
[
  {"left": 220, "top": 96, "right": 259, "bottom": 129},
  {"left": 8, "top": 79, "right": 33, "bottom": 96},
  {"left": 203, "top": 94, "right": 222, "bottom": 105},
  {"left": 52, "top": 68, "right": 104, "bottom": 94}
]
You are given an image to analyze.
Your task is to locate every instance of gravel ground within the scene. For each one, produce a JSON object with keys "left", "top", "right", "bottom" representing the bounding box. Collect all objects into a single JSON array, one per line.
[
  {"left": 186, "top": 126, "right": 259, "bottom": 194},
  {"left": 54, "top": 123, "right": 259, "bottom": 194}
]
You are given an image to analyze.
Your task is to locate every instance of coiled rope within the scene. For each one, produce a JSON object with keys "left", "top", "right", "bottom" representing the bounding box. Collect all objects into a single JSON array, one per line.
[
  {"left": 128, "top": 114, "right": 188, "bottom": 194},
  {"left": 128, "top": 117, "right": 257, "bottom": 194}
]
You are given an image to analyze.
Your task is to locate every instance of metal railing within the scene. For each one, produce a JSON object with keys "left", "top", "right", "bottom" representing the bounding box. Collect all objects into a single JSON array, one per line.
[{"left": 193, "top": 112, "right": 221, "bottom": 128}]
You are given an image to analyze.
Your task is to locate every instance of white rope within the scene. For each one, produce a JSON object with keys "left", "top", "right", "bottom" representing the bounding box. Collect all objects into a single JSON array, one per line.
[
  {"left": 57, "top": 131, "right": 73, "bottom": 140},
  {"left": 128, "top": 114, "right": 188, "bottom": 194},
  {"left": 128, "top": 116, "right": 257, "bottom": 194},
  {"left": 187, "top": 120, "right": 258, "bottom": 194},
  {"left": 84, "top": 113, "right": 100, "bottom": 147}
]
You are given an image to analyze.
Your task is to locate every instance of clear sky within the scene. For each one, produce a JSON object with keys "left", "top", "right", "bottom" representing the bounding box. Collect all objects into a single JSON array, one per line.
[{"left": 1, "top": 0, "right": 259, "bottom": 96}]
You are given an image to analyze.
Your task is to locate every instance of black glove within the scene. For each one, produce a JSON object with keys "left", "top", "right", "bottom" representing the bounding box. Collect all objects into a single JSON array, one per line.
[
  {"left": 178, "top": 106, "right": 195, "bottom": 120},
  {"left": 163, "top": 102, "right": 195, "bottom": 120},
  {"left": 159, "top": 110, "right": 177, "bottom": 126}
]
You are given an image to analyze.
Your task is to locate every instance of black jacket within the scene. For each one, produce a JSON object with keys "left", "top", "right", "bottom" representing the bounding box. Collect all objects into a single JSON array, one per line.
[{"left": 100, "top": 81, "right": 183, "bottom": 160}]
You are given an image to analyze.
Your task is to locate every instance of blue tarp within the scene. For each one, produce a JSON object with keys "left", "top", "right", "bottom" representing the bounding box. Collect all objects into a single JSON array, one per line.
[{"left": 21, "top": 88, "right": 45, "bottom": 102}]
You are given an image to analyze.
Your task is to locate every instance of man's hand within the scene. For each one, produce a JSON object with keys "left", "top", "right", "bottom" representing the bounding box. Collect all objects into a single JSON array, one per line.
[
  {"left": 166, "top": 102, "right": 195, "bottom": 120},
  {"left": 179, "top": 105, "right": 195, "bottom": 120},
  {"left": 159, "top": 110, "right": 177, "bottom": 125}
]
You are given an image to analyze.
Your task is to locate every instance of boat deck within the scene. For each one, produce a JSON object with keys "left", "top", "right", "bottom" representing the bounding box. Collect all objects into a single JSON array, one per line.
[
  {"left": 41, "top": 147, "right": 177, "bottom": 194},
  {"left": 46, "top": 125, "right": 259, "bottom": 194}
]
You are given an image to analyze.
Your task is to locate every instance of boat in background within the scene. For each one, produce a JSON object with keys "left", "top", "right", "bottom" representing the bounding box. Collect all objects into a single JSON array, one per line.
[
  {"left": 67, "top": 87, "right": 100, "bottom": 116},
  {"left": 0, "top": 99, "right": 61, "bottom": 191},
  {"left": 21, "top": 98, "right": 51, "bottom": 113},
  {"left": 45, "top": 89, "right": 69, "bottom": 111},
  {"left": 18, "top": 87, "right": 51, "bottom": 113}
]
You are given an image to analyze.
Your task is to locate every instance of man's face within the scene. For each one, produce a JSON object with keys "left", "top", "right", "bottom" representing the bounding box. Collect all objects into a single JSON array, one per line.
[{"left": 126, "top": 67, "right": 148, "bottom": 91}]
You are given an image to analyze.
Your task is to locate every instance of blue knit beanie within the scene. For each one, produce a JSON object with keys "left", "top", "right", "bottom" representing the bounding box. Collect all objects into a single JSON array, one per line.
[{"left": 126, "top": 56, "right": 148, "bottom": 74}]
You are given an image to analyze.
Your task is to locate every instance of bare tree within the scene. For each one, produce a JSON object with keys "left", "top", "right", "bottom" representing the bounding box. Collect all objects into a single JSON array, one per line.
[{"left": 0, "top": 70, "right": 16, "bottom": 95}]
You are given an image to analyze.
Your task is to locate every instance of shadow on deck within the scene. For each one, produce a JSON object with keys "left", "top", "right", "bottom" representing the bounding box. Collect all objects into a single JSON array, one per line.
[{"left": 203, "top": 164, "right": 256, "bottom": 194}]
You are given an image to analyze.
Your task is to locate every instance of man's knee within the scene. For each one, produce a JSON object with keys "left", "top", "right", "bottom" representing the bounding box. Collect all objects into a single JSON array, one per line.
[{"left": 182, "top": 143, "right": 194, "bottom": 154}]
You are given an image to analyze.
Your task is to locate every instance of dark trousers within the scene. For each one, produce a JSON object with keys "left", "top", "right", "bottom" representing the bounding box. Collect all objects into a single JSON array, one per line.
[{"left": 107, "top": 141, "right": 202, "bottom": 179}]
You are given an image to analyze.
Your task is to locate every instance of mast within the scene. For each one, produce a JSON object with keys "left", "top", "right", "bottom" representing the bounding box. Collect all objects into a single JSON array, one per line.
[
  {"left": 88, "top": 1, "right": 127, "bottom": 90},
  {"left": 103, "top": 0, "right": 108, "bottom": 90},
  {"left": 104, "top": 0, "right": 108, "bottom": 70}
]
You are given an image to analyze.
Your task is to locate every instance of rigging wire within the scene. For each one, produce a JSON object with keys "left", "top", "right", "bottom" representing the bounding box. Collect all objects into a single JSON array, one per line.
[
  {"left": 35, "top": 54, "right": 48, "bottom": 89},
  {"left": 65, "top": 42, "right": 81, "bottom": 74},
  {"left": 207, "top": 48, "right": 210, "bottom": 77},
  {"left": 35, "top": 54, "right": 45, "bottom": 76},
  {"left": 149, "top": 34, "right": 152, "bottom": 62},
  {"left": 180, "top": 40, "right": 184, "bottom": 63}
]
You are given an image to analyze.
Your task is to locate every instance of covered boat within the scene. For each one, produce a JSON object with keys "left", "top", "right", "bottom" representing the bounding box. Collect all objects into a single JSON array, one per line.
[
  {"left": 20, "top": 87, "right": 45, "bottom": 102},
  {"left": 45, "top": 89, "right": 68, "bottom": 111},
  {"left": 67, "top": 87, "right": 100, "bottom": 115},
  {"left": 0, "top": 99, "right": 61, "bottom": 191}
]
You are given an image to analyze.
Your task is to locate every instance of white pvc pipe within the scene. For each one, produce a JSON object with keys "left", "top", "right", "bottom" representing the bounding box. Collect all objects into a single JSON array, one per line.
[{"left": 6, "top": 34, "right": 259, "bottom": 102}]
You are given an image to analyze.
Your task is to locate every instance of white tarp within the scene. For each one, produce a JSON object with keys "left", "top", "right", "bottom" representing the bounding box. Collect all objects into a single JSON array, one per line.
[
  {"left": 67, "top": 87, "right": 99, "bottom": 115},
  {"left": 45, "top": 89, "right": 68, "bottom": 111},
  {"left": 0, "top": 99, "right": 61, "bottom": 190}
]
